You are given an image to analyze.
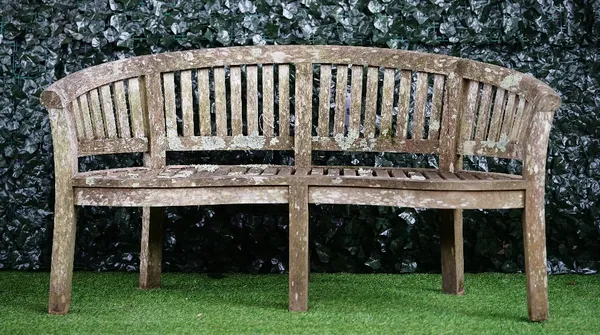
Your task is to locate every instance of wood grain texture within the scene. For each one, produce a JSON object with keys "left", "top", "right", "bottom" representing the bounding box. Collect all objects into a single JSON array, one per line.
[
  {"left": 70, "top": 100, "right": 87, "bottom": 140},
  {"left": 460, "top": 80, "right": 480, "bottom": 142},
  {"left": 474, "top": 84, "right": 493, "bottom": 140},
  {"left": 78, "top": 94, "right": 94, "bottom": 140},
  {"left": 198, "top": 68, "right": 211, "bottom": 136},
  {"left": 438, "top": 71, "right": 463, "bottom": 172},
  {"left": 278, "top": 64, "right": 290, "bottom": 137},
  {"left": 47, "top": 107, "right": 78, "bottom": 315},
  {"left": 334, "top": 65, "right": 348, "bottom": 135},
  {"left": 396, "top": 70, "right": 412, "bottom": 139},
  {"left": 162, "top": 73, "right": 177, "bottom": 138},
  {"left": 440, "top": 209, "right": 464, "bottom": 295},
  {"left": 89, "top": 89, "right": 106, "bottom": 139},
  {"left": 487, "top": 88, "right": 506, "bottom": 141},
  {"left": 128, "top": 77, "right": 146, "bottom": 138},
  {"left": 113, "top": 81, "right": 131, "bottom": 138},
  {"left": 143, "top": 73, "right": 166, "bottom": 169},
  {"left": 294, "top": 63, "right": 312, "bottom": 167},
  {"left": 412, "top": 72, "right": 429, "bottom": 140},
  {"left": 289, "top": 185, "right": 309, "bottom": 312},
  {"left": 75, "top": 187, "right": 289, "bottom": 206},
  {"left": 318, "top": 64, "right": 332, "bottom": 137},
  {"left": 100, "top": 85, "right": 117, "bottom": 138},
  {"left": 364, "top": 67, "right": 379, "bottom": 139},
  {"left": 262, "top": 65, "right": 275, "bottom": 137},
  {"left": 180, "top": 70, "right": 194, "bottom": 136},
  {"left": 78, "top": 138, "right": 148, "bottom": 156},
  {"left": 349, "top": 65, "right": 363, "bottom": 135},
  {"left": 380, "top": 68, "right": 395, "bottom": 137},
  {"left": 214, "top": 67, "right": 227, "bottom": 136},
  {"left": 500, "top": 92, "right": 517, "bottom": 139},
  {"left": 139, "top": 207, "right": 164, "bottom": 289},
  {"left": 230, "top": 66, "right": 243, "bottom": 135},
  {"left": 429, "top": 74, "right": 445, "bottom": 140},
  {"left": 246, "top": 65, "right": 259, "bottom": 135}
]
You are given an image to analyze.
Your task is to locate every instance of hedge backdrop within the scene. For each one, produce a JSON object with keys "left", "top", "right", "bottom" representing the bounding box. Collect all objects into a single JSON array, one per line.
[{"left": 0, "top": 0, "right": 598, "bottom": 275}]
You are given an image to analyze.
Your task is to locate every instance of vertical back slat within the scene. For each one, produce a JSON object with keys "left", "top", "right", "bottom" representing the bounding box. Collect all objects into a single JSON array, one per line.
[
  {"left": 71, "top": 100, "right": 86, "bottom": 140},
  {"left": 113, "top": 81, "right": 131, "bottom": 138},
  {"left": 230, "top": 66, "right": 243, "bottom": 136},
  {"left": 318, "top": 65, "right": 332, "bottom": 137},
  {"left": 128, "top": 77, "right": 146, "bottom": 138},
  {"left": 516, "top": 101, "right": 534, "bottom": 144},
  {"left": 364, "top": 67, "right": 379, "bottom": 138},
  {"left": 396, "top": 70, "right": 412, "bottom": 139},
  {"left": 89, "top": 90, "right": 105, "bottom": 138},
  {"left": 499, "top": 92, "right": 517, "bottom": 139},
  {"left": 246, "top": 65, "right": 259, "bottom": 135},
  {"left": 412, "top": 72, "right": 428, "bottom": 140},
  {"left": 197, "top": 68, "right": 211, "bottom": 136},
  {"left": 349, "top": 65, "right": 363, "bottom": 135},
  {"left": 180, "top": 70, "right": 194, "bottom": 137},
  {"left": 144, "top": 73, "right": 166, "bottom": 168},
  {"left": 438, "top": 72, "right": 463, "bottom": 172},
  {"left": 487, "top": 88, "right": 506, "bottom": 141},
  {"left": 162, "top": 73, "right": 177, "bottom": 138},
  {"left": 460, "top": 81, "right": 479, "bottom": 141},
  {"left": 100, "top": 85, "right": 117, "bottom": 139},
  {"left": 429, "top": 74, "right": 445, "bottom": 140},
  {"left": 510, "top": 97, "right": 527, "bottom": 141},
  {"left": 294, "top": 63, "right": 313, "bottom": 167},
  {"left": 474, "top": 84, "right": 493, "bottom": 140},
  {"left": 214, "top": 67, "right": 227, "bottom": 136},
  {"left": 334, "top": 65, "right": 348, "bottom": 135},
  {"left": 380, "top": 68, "right": 395, "bottom": 137},
  {"left": 262, "top": 65, "right": 274, "bottom": 137},
  {"left": 78, "top": 94, "right": 94, "bottom": 139},
  {"left": 278, "top": 64, "right": 290, "bottom": 137}
]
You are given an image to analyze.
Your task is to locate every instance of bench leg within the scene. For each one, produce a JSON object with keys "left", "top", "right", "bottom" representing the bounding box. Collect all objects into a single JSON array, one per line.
[
  {"left": 139, "top": 207, "right": 164, "bottom": 289},
  {"left": 439, "top": 209, "right": 464, "bottom": 295},
  {"left": 48, "top": 200, "right": 77, "bottom": 314},
  {"left": 523, "top": 192, "right": 549, "bottom": 322},
  {"left": 289, "top": 185, "right": 309, "bottom": 311}
]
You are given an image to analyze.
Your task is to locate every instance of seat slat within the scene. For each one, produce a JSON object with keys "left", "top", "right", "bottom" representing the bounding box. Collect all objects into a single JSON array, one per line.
[
  {"left": 100, "top": 85, "right": 118, "bottom": 139},
  {"left": 343, "top": 168, "right": 357, "bottom": 177},
  {"left": 407, "top": 171, "right": 427, "bottom": 180},
  {"left": 71, "top": 100, "right": 87, "bottom": 140},
  {"left": 246, "top": 65, "right": 259, "bottom": 135},
  {"left": 334, "top": 65, "right": 348, "bottom": 135},
  {"left": 311, "top": 168, "right": 324, "bottom": 176},
  {"left": 198, "top": 68, "right": 211, "bottom": 136},
  {"left": 214, "top": 67, "right": 227, "bottom": 136},
  {"left": 181, "top": 70, "right": 194, "bottom": 136},
  {"left": 228, "top": 166, "right": 248, "bottom": 176},
  {"left": 357, "top": 167, "right": 374, "bottom": 177},
  {"left": 212, "top": 166, "right": 231, "bottom": 176},
  {"left": 412, "top": 72, "right": 428, "bottom": 140},
  {"left": 262, "top": 167, "right": 279, "bottom": 176},
  {"left": 396, "top": 70, "right": 412, "bottom": 139},
  {"left": 349, "top": 65, "right": 363, "bottom": 136},
  {"left": 327, "top": 168, "right": 340, "bottom": 177},
  {"left": 278, "top": 65, "right": 291, "bottom": 137},
  {"left": 423, "top": 171, "right": 443, "bottom": 180},
  {"left": 363, "top": 67, "right": 379, "bottom": 138},
  {"left": 128, "top": 77, "right": 146, "bottom": 138},
  {"left": 246, "top": 167, "right": 263, "bottom": 175},
  {"left": 294, "top": 167, "right": 311, "bottom": 176},
  {"left": 113, "top": 81, "right": 131, "bottom": 138},
  {"left": 429, "top": 74, "right": 445, "bottom": 140},
  {"left": 380, "top": 68, "right": 395, "bottom": 137},
  {"left": 374, "top": 169, "right": 391, "bottom": 178},
  {"left": 278, "top": 166, "right": 293, "bottom": 176},
  {"left": 163, "top": 72, "right": 178, "bottom": 138},
  {"left": 457, "top": 172, "right": 478, "bottom": 180},
  {"left": 439, "top": 171, "right": 460, "bottom": 180}
]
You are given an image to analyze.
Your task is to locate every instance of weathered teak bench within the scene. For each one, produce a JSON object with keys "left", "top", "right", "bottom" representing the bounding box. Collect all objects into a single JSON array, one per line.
[{"left": 41, "top": 46, "right": 560, "bottom": 321}]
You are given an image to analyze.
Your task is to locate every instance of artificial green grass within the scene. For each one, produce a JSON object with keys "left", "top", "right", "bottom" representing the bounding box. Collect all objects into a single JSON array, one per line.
[{"left": 0, "top": 272, "right": 598, "bottom": 334}]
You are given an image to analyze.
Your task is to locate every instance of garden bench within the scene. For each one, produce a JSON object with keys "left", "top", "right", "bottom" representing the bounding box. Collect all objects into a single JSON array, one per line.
[{"left": 41, "top": 45, "right": 560, "bottom": 321}]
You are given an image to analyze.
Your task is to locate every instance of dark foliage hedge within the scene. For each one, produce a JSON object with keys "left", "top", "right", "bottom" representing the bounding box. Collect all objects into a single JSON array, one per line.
[{"left": 0, "top": 0, "right": 598, "bottom": 275}]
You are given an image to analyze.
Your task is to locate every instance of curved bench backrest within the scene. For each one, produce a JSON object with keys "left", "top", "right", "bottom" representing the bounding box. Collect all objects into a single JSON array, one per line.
[{"left": 41, "top": 46, "right": 560, "bottom": 172}]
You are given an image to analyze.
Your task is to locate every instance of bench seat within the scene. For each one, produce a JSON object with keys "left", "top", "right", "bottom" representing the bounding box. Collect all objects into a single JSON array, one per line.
[{"left": 74, "top": 165, "right": 525, "bottom": 191}]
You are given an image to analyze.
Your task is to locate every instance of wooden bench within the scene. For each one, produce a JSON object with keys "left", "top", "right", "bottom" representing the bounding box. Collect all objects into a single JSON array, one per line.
[{"left": 41, "top": 46, "right": 560, "bottom": 321}]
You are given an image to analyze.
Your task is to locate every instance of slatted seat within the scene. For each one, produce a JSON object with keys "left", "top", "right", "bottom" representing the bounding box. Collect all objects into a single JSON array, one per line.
[{"left": 41, "top": 45, "right": 560, "bottom": 321}]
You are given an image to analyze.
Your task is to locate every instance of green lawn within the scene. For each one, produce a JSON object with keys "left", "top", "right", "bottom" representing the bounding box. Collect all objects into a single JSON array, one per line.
[{"left": 0, "top": 272, "right": 598, "bottom": 334}]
